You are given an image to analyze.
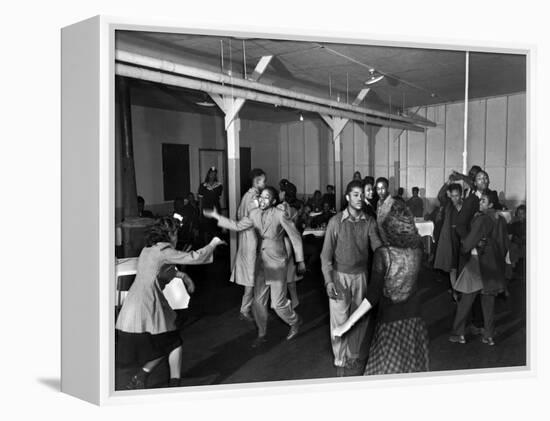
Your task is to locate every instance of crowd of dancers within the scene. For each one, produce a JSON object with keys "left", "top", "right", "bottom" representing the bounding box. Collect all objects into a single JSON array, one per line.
[{"left": 115, "top": 165, "right": 525, "bottom": 389}]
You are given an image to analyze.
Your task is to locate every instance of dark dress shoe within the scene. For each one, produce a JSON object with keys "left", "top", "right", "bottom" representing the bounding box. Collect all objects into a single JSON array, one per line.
[
  {"left": 286, "top": 317, "right": 302, "bottom": 340},
  {"left": 124, "top": 370, "right": 147, "bottom": 390},
  {"left": 239, "top": 311, "right": 254, "bottom": 323},
  {"left": 167, "top": 378, "right": 181, "bottom": 387},
  {"left": 251, "top": 336, "right": 268, "bottom": 349}
]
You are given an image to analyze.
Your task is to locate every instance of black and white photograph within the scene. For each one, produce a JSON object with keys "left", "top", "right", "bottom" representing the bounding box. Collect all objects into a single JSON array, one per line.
[{"left": 113, "top": 30, "right": 527, "bottom": 390}]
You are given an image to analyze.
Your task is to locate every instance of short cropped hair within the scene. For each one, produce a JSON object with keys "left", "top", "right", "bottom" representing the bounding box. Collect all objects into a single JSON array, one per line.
[
  {"left": 375, "top": 177, "right": 389, "bottom": 187},
  {"left": 249, "top": 168, "right": 265, "bottom": 186},
  {"left": 345, "top": 180, "right": 364, "bottom": 196}
]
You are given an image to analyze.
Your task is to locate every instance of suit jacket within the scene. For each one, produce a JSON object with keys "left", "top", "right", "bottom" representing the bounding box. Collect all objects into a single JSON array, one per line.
[
  {"left": 461, "top": 212, "right": 506, "bottom": 294},
  {"left": 217, "top": 206, "right": 304, "bottom": 282},
  {"left": 229, "top": 188, "right": 259, "bottom": 287}
]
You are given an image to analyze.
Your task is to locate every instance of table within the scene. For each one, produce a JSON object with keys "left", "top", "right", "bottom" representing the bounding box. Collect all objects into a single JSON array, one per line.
[
  {"left": 115, "top": 257, "right": 190, "bottom": 309},
  {"left": 302, "top": 228, "right": 326, "bottom": 238},
  {"left": 115, "top": 258, "right": 138, "bottom": 306},
  {"left": 303, "top": 220, "right": 435, "bottom": 239}
]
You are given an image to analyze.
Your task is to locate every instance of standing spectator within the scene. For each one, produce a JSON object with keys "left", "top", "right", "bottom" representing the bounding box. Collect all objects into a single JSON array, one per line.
[
  {"left": 375, "top": 177, "right": 393, "bottom": 243},
  {"left": 321, "top": 180, "right": 382, "bottom": 376},
  {"left": 198, "top": 167, "right": 224, "bottom": 244},
  {"left": 362, "top": 177, "right": 377, "bottom": 220},
  {"left": 396, "top": 187, "right": 405, "bottom": 200},
  {"left": 407, "top": 187, "right": 424, "bottom": 218},
  {"left": 352, "top": 171, "right": 362, "bottom": 182},
  {"left": 322, "top": 184, "right": 336, "bottom": 211},
  {"left": 332, "top": 199, "right": 428, "bottom": 375},
  {"left": 137, "top": 196, "right": 154, "bottom": 218},
  {"left": 231, "top": 168, "right": 266, "bottom": 322}
]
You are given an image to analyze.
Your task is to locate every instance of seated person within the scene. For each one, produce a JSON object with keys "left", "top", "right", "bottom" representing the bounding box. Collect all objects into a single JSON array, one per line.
[
  {"left": 310, "top": 202, "right": 336, "bottom": 228},
  {"left": 307, "top": 190, "right": 324, "bottom": 213},
  {"left": 296, "top": 204, "right": 313, "bottom": 232},
  {"left": 137, "top": 195, "right": 154, "bottom": 218}
]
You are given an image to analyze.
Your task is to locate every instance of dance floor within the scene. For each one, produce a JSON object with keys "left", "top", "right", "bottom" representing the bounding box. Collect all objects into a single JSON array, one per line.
[{"left": 115, "top": 248, "right": 527, "bottom": 390}]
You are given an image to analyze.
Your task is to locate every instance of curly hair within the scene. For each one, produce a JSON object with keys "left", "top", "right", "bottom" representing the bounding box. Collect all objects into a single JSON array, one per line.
[
  {"left": 381, "top": 199, "right": 422, "bottom": 249},
  {"left": 145, "top": 217, "right": 179, "bottom": 247}
]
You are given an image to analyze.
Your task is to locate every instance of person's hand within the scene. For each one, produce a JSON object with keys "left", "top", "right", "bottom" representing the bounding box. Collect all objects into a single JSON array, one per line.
[
  {"left": 326, "top": 282, "right": 339, "bottom": 300},
  {"left": 203, "top": 207, "right": 219, "bottom": 220},
  {"left": 451, "top": 170, "right": 464, "bottom": 181},
  {"left": 296, "top": 262, "right": 306, "bottom": 276},
  {"left": 210, "top": 236, "right": 227, "bottom": 248},
  {"left": 181, "top": 274, "right": 195, "bottom": 294},
  {"left": 332, "top": 323, "right": 348, "bottom": 338},
  {"left": 183, "top": 243, "right": 193, "bottom": 252}
]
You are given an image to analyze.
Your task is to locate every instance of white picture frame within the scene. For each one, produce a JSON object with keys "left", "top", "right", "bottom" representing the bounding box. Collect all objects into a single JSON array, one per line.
[{"left": 61, "top": 15, "right": 534, "bottom": 406}]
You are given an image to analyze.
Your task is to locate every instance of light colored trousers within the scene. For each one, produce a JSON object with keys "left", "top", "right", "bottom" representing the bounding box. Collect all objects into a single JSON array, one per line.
[
  {"left": 329, "top": 271, "right": 369, "bottom": 367},
  {"left": 252, "top": 269, "right": 299, "bottom": 337},
  {"left": 240, "top": 286, "right": 254, "bottom": 314}
]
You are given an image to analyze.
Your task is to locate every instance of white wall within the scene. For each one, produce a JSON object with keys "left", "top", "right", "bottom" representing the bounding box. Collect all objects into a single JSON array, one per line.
[
  {"left": 115, "top": 105, "right": 280, "bottom": 221},
  {"left": 278, "top": 117, "right": 332, "bottom": 198},
  {"left": 116, "top": 92, "right": 526, "bottom": 221},
  {"left": 276, "top": 92, "right": 526, "bottom": 211}
]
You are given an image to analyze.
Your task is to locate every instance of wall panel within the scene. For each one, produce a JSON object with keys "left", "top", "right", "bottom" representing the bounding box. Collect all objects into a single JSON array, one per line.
[
  {"left": 507, "top": 93, "right": 526, "bottom": 166},
  {"left": 485, "top": 96, "right": 508, "bottom": 167},
  {"left": 467, "top": 99, "right": 486, "bottom": 167},
  {"left": 445, "top": 102, "right": 464, "bottom": 169},
  {"left": 426, "top": 105, "right": 445, "bottom": 168}
]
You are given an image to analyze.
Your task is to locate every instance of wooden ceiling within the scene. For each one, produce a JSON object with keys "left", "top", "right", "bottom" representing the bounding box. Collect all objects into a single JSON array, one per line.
[{"left": 116, "top": 30, "right": 526, "bottom": 118}]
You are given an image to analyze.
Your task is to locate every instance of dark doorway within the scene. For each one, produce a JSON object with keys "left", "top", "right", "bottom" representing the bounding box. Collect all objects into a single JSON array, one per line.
[
  {"left": 162, "top": 143, "right": 190, "bottom": 201},
  {"left": 240, "top": 147, "right": 251, "bottom": 197}
]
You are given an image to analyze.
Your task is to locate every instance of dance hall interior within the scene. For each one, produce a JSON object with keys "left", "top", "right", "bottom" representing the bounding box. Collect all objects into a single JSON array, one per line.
[{"left": 113, "top": 30, "right": 527, "bottom": 390}]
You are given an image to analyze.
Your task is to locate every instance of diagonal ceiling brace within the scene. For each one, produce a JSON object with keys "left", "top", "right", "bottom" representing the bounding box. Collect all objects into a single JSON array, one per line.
[{"left": 214, "top": 55, "right": 273, "bottom": 129}]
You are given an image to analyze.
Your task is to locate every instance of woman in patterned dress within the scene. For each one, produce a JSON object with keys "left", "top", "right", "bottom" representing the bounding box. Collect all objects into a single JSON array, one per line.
[{"left": 332, "top": 199, "right": 429, "bottom": 375}]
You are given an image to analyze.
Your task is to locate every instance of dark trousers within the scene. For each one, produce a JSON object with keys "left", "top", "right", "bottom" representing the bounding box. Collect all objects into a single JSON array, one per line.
[{"left": 452, "top": 291, "right": 495, "bottom": 338}]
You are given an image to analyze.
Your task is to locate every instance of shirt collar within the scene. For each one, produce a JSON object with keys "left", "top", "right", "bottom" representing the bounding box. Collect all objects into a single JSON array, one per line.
[{"left": 341, "top": 208, "right": 367, "bottom": 222}]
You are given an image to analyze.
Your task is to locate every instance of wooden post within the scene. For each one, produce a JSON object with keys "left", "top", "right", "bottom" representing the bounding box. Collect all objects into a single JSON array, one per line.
[
  {"left": 334, "top": 133, "right": 343, "bottom": 211},
  {"left": 226, "top": 114, "right": 241, "bottom": 265},
  {"left": 117, "top": 76, "right": 138, "bottom": 219}
]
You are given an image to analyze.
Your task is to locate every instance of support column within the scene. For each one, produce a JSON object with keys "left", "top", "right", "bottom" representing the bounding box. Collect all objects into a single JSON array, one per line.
[
  {"left": 226, "top": 115, "right": 241, "bottom": 265},
  {"left": 117, "top": 76, "right": 138, "bottom": 219},
  {"left": 334, "top": 133, "right": 343, "bottom": 211},
  {"left": 463, "top": 51, "right": 470, "bottom": 174}
]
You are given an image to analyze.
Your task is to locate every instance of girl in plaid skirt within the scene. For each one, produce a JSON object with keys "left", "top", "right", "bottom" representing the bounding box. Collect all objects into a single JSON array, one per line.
[{"left": 332, "top": 199, "right": 429, "bottom": 375}]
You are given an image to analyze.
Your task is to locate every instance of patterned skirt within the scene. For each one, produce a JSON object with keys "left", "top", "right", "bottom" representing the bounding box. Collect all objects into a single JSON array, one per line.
[{"left": 364, "top": 317, "right": 429, "bottom": 375}]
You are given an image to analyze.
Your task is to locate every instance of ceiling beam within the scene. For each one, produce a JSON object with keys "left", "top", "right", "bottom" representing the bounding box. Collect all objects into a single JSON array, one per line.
[
  {"left": 115, "top": 50, "right": 435, "bottom": 128},
  {"left": 116, "top": 63, "right": 425, "bottom": 132}
]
